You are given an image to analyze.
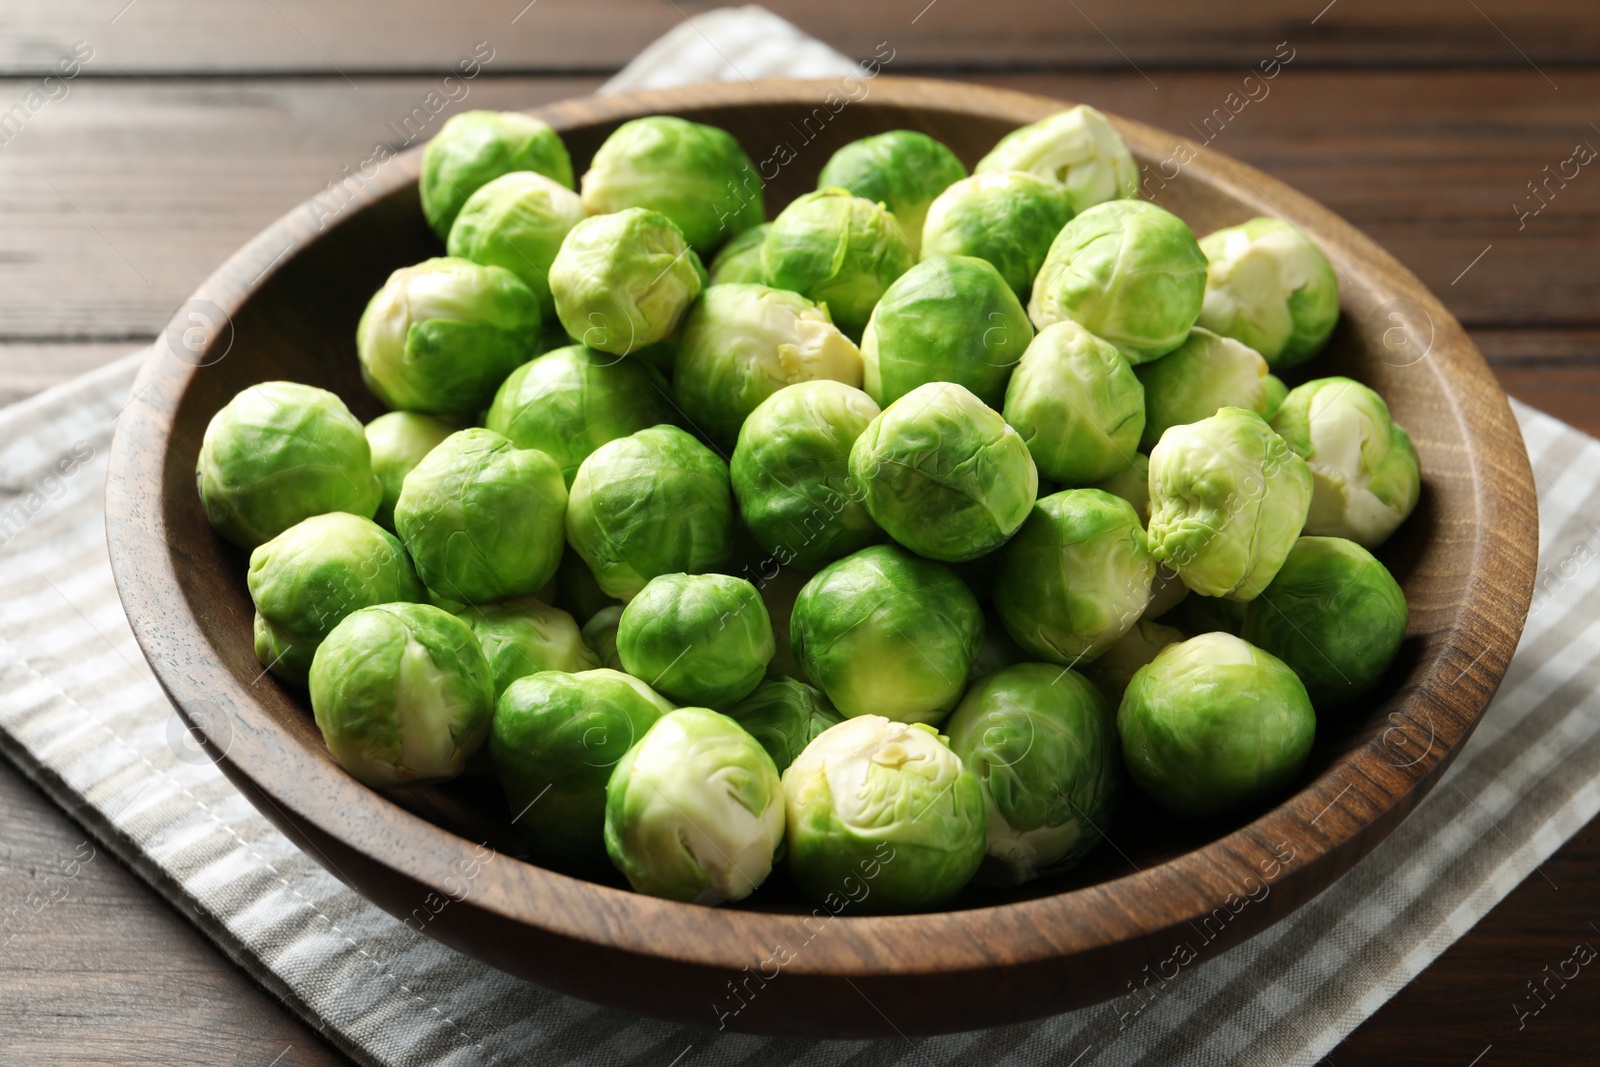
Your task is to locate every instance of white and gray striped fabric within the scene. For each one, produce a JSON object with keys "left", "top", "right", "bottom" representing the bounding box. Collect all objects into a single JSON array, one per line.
[{"left": 3, "top": 13, "right": 1599, "bottom": 1065}]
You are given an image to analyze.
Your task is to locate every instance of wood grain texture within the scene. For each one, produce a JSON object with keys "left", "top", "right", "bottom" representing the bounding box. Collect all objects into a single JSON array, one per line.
[
  {"left": 3, "top": 69, "right": 1596, "bottom": 340},
  {"left": 1, "top": 0, "right": 1596, "bottom": 74},
  {"left": 101, "top": 76, "right": 1539, "bottom": 1038},
  {"left": 0, "top": 756, "right": 343, "bottom": 1066}
]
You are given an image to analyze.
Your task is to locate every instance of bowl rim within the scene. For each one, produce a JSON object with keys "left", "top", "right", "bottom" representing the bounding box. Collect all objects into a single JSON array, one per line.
[{"left": 106, "top": 75, "right": 1538, "bottom": 991}]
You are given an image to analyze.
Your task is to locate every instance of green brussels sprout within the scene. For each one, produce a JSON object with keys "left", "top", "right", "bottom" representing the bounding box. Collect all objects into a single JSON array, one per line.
[
  {"left": 1147, "top": 407, "right": 1313, "bottom": 601},
  {"left": 1117, "top": 632, "right": 1315, "bottom": 815},
  {"left": 790, "top": 544, "right": 983, "bottom": 723},
  {"left": 1003, "top": 320, "right": 1145, "bottom": 484},
  {"left": 850, "top": 382, "right": 1038, "bottom": 562},
  {"left": 485, "top": 344, "right": 675, "bottom": 486},
  {"left": 815, "top": 130, "right": 967, "bottom": 254},
  {"left": 731, "top": 380, "right": 884, "bottom": 570},
  {"left": 1083, "top": 617, "right": 1185, "bottom": 705},
  {"left": 994, "top": 489, "right": 1155, "bottom": 666},
  {"left": 1029, "top": 200, "right": 1208, "bottom": 363},
  {"left": 365, "top": 411, "right": 456, "bottom": 529},
  {"left": 197, "top": 381, "right": 382, "bottom": 550},
  {"left": 1269, "top": 377, "right": 1421, "bottom": 548},
  {"left": 462, "top": 597, "right": 600, "bottom": 699},
  {"left": 565, "top": 425, "right": 734, "bottom": 600},
  {"left": 605, "top": 707, "right": 785, "bottom": 903},
  {"left": 674, "top": 284, "right": 864, "bottom": 448},
  {"left": 1135, "top": 326, "right": 1271, "bottom": 450},
  {"left": 1240, "top": 536, "right": 1407, "bottom": 711},
  {"left": 309, "top": 603, "right": 495, "bottom": 788},
  {"left": 921, "top": 171, "right": 1077, "bottom": 300},
  {"left": 1090, "top": 453, "right": 1151, "bottom": 525},
  {"left": 393, "top": 428, "right": 567, "bottom": 605},
  {"left": 969, "top": 616, "right": 1027, "bottom": 680},
  {"left": 707, "top": 223, "right": 771, "bottom": 286},
  {"left": 1197, "top": 217, "right": 1341, "bottom": 369},
  {"left": 447, "top": 171, "right": 586, "bottom": 323},
  {"left": 762, "top": 188, "right": 916, "bottom": 337},
  {"left": 420, "top": 110, "right": 574, "bottom": 240},
  {"left": 247, "top": 512, "right": 426, "bottom": 685},
  {"left": 725, "top": 675, "right": 843, "bottom": 772},
  {"left": 357, "top": 257, "right": 541, "bottom": 416},
  {"left": 492, "top": 667, "right": 670, "bottom": 867},
  {"left": 1262, "top": 374, "right": 1289, "bottom": 421},
  {"left": 617, "top": 573, "right": 775, "bottom": 707},
  {"left": 1159, "top": 591, "right": 1246, "bottom": 636},
  {"left": 548, "top": 208, "right": 705, "bottom": 357},
  {"left": 860, "top": 255, "right": 1033, "bottom": 410},
  {"left": 945, "top": 663, "right": 1119, "bottom": 885},
  {"left": 555, "top": 551, "right": 620, "bottom": 625},
  {"left": 783, "top": 715, "right": 985, "bottom": 912},
  {"left": 580, "top": 116, "right": 764, "bottom": 255},
  {"left": 580, "top": 605, "right": 625, "bottom": 671},
  {"left": 975, "top": 105, "right": 1138, "bottom": 214}
]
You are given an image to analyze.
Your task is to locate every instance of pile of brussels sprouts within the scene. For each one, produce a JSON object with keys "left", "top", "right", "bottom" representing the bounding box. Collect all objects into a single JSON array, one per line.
[{"left": 196, "top": 103, "right": 1420, "bottom": 912}]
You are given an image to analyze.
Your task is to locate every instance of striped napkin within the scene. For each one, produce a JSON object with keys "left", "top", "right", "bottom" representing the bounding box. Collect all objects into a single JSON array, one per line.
[{"left": 2, "top": 11, "right": 1597, "bottom": 1066}]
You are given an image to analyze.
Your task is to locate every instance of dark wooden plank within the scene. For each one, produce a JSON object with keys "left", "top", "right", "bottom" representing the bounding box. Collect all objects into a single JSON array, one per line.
[
  {"left": 0, "top": 757, "right": 345, "bottom": 1066},
  {"left": 1338, "top": 813, "right": 1600, "bottom": 1066},
  {"left": 1, "top": 0, "right": 1597, "bottom": 75},
  {"left": 1, "top": 70, "right": 1595, "bottom": 342}
]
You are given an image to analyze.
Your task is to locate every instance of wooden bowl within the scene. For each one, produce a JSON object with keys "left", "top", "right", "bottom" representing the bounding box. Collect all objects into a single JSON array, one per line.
[{"left": 105, "top": 77, "right": 1537, "bottom": 1038}]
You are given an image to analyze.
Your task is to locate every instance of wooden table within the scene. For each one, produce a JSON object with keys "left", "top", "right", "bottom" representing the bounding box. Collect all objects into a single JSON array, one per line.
[{"left": 1, "top": 2, "right": 1596, "bottom": 1063}]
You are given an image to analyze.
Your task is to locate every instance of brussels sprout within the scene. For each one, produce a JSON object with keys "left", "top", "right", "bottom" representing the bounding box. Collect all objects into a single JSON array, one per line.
[
  {"left": 1240, "top": 536, "right": 1407, "bottom": 711},
  {"left": 1003, "top": 320, "right": 1144, "bottom": 485},
  {"left": 447, "top": 171, "right": 586, "bottom": 323},
  {"left": 357, "top": 257, "right": 541, "bottom": 416},
  {"left": 1262, "top": 374, "right": 1289, "bottom": 421},
  {"left": 364, "top": 412, "right": 456, "bottom": 529},
  {"left": 625, "top": 340, "right": 679, "bottom": 379},
  {"left": 975, "top": 105, "right": 1138, "bottom": 214},
  {"left": 580, "top": 116, "right": 764, "bottom": 255},
  {"left": 309, "top": 603, "right": 494, "bottom": 788},
  {"left": 617, "top": 573, "right": 775, "bottom": 707},
  {"left": 707, "top": 223, "right": 771, "bottom": 286},
  {"left": 945, "top": 663, "right": 1118, "bottom": 885},
  {"left": 1136, "top": 327, "right": 1270, "bottom": 450},
  {"left": 1090, "top": 453, "right": 1150, "bottom": 525},
  {"left": 725, "top": 675, "right": 843, "bottom": 772},
  {"left": 762, "top": 188, "right": 916, "bottom": 337},
  {"left": 994, "top": 489, "right": 1155, "bottom": 665},
  {"left": 548, "top": 208, "right": 705, "bottom": 357},
  {"left": 860, "top": 256, "right": 1033, "bottom": 410},
  {"left": 555, "top": 551, "right": 619, "bottom": 625},
  {"left": 1117, "top": 632, "right": 1315, "bottom": 815},
  {"left": 921, "top": 171, "right": 1077, "bottom": 300},
  {"left": 1083, "top": 618, "right": 1185, "bottom": 704},
  {"left": 420, "top": 110, "right": 574, "bottom": 240},
  {"left": 674, "top": 285, "right": 864, "bottom": 447},
  {"left": 580, "top": 605, "right": 625, "bottom": 671},
  {"left": 1029, "top": 200, "right": 1208, "bottom": 363},
  {"left": 1197, "top": 217, "right": 1341, "bottom": 369},
  {"left": 485, "top": 344, "right": 675, "bottom": 485},
  {"left": 394, "top": 428, "right": 567, "bottom": 604},
  {"left": 492, "top": 668, "right": 670, "bottom": 867},
  {"left": 1270, "top": 377, "right": 1421, "bottom": 548},
  {"left": 605, "top": 707, "right": 785, "bottom": 903},
  {"left": 816, "top": 130, "right": 967, "bottom": 254},
  {"left": 565, "top": 425, "right": 734, "bottom": 600},
  {"left": 197, "top": 381, "right": 382, "bottom": 549},
  {"left": 247, "top": 512, "right": 426, "bottom": 685},
  {"left": 462, "top": 597, "right": 600, "bottom": 699},
  {"left": 1147, "top": 407, "right": 1313, "bottom": 601},
  {"left": 850, "top": 383, "right": 1038, "bottom": 563},
  {"left": 783, "top": 716, "right": 985, "bottom": 912},
  {"left": 790, "top": 544, "right": 983, "bottom": 723},
  {"left": 731, "top": 380, "right": 883, "bottom": 570}
]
